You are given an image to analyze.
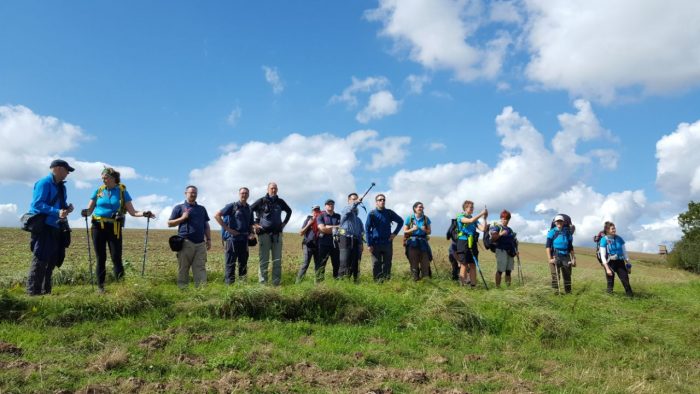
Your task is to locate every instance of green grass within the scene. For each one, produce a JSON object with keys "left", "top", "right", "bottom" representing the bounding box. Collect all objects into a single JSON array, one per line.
[{"left": 0, "top": 227, "right": 698, "bottom": 393}]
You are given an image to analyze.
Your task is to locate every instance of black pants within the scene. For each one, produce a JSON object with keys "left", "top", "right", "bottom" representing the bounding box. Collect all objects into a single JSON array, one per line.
[
  {"left": 316, "top": 242, "right": 339, "bottom": 281},
  {"left": 552, "top": 254, "right": 572, "bottom": 293},
  {"left": 92, "top": 221, "right": 124, "bottom": 288},
  {"left": 224, "top": 238, "right": 249, "bottom": 284},
  {"left": 27, "top": 225, "right": 64, "bottom": 295},
  {"left": 606, "top": 259, "right": 633, "bottom": 295},
  {"left": 449, "top": 248, "right": 459, "bottom": 281},
  {"left": 371, "top": 243, "right": 393, "bottom": 281},
  {"left": 339, "top": 237, "right": 362, "bottom": 281}
]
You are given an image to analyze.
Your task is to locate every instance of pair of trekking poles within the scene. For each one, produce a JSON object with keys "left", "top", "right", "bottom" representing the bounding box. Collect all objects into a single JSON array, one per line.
[{"left": 83, "top": 216, "right": 151, "bottom": 290}]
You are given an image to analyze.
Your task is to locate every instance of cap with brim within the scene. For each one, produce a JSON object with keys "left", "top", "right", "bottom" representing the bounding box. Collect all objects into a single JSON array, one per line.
[
  {"left": 554, "top": 215, "right": 565, "bottom": 222},
  {"left": 324, "top": 199, "right": 335, "bottom": 205},
  {"left": 50, "top": 159, "right": 75, "bottom": 172},
  {"left": 312, "top": 205, "right": 321, "bottom": 211}
]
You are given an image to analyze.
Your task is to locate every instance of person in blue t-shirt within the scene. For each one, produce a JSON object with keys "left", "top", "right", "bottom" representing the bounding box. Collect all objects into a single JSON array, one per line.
[
  {"left": 81, "top": 167, "right": 154, "bottom": 292},
  {"left": 403, "top": 201, "right": 432, "bottom": 280},
  {"left": 26, "top": 159, "right": 75, "bottom": 296},
  {"left": 214, "top": 187, "right": 255, "bottom": 285},
  {"left": 168, "top": 185, "right": 211, "bottom": 288},
  {"left": 599, "top": 221, "right": 633, "bottom": 296},
  {"left": 545, "top": 215, "right": 576, "bottom": 294},
  {"left": 456, "top": 200, "right": 489, "bottom": 287}
]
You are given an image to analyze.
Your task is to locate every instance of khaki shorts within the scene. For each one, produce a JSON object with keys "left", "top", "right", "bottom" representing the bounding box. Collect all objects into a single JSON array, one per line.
[{"left": 495, "top": 248, "right": 514, "bottom": 272}]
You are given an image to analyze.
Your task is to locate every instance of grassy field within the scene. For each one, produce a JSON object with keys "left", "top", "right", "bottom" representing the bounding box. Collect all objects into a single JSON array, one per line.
[{"left": 0, "top": 227, "right": 698, "bottom": 393}]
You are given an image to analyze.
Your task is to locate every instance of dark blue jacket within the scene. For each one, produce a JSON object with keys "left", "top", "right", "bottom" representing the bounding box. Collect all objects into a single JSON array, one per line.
[{"left": 365, "top": 208, "right": 402, "bottom": 247}]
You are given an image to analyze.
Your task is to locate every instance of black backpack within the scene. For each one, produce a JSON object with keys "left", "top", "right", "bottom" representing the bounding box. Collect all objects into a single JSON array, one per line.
[
  {"left": 593, "top": 231, "right": 605, "bottom": 265},
  {"left": 446, "top": 218, "right": 459, "bottom": 241},
  {"left": 550, "top": 213, "right": 576, "bottom": 235},
  {"left": 482, "top": 223, "right": 497, "bottom": 253}
]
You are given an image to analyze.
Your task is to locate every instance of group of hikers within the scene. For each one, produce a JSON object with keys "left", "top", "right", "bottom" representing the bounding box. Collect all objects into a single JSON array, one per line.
[{"left": 23, "top": 159, "right": 633, "bottom": 297}]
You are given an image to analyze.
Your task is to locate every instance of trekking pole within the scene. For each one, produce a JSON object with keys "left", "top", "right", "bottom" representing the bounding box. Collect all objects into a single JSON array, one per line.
[
  {"left": 359, "top": 182, "right": 376, "bottom": 201},
  {"left": 472, "top": 252, "right": 489, "bottom": 290},
  {"left": 141, "top": 216, "right": 150, "bottom": 277},
  {"left": 553, "top": 261, "right": 561, "bottom": 295},
  {"left": 516, "top": 254, "right": 524, "bottom": 285},
  {"left": 84, "top": 216, "right": 95, "bottom": 290}
]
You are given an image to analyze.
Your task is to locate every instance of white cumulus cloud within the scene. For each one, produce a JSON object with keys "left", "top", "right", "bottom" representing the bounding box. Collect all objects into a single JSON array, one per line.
[
  {"left": 365, "top": 0, "right": 512, "bottom": 81},
  {"left": 0, "top": 203, "right": 19, "bottom": 227},
  {"left": 656, "top": 119, "right": 700, "bottom": 202},
  {"left": 356, "top": 90, "right": 401, "bottom": 123},
  {"left": 523, "top": 0, "right": 700, "bottom": 102}
]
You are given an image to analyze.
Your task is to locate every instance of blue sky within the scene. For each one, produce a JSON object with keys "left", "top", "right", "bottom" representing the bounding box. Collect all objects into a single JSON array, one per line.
[{"left": 1, "top": 0, "right": 699, "bottom": 252}]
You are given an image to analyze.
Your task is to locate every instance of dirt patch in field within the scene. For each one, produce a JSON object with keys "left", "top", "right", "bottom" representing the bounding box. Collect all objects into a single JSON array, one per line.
[
  {"left": 0, "top": 341, "right": 22, "bottom": 356},
  {"left": 88, "top": 347, "right": 129, "bottom": 372},
  {"left": 139, "top": 334, "right": 169, "bottom": 350}
]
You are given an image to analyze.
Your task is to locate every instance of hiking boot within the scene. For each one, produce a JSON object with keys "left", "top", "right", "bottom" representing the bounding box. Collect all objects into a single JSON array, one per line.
[{"left": 98, "top": 286, "right": 106, "bottom": 294}]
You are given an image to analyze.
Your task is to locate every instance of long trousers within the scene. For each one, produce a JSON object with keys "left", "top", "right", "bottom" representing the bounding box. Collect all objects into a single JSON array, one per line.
[
  {"left": 224, "top": 238, "right": 249, "bottom": 284},
  {"left": 27, "top": 226, "right": 63, "bottom": 295},
  {"left": 606, "top": 259, "right": 633, "bottom": 295},
  {"left": 339, "top": 236, "right": 361, "bottom": 281},
  {"left": 177, "top": 239, "right": 207, "bottom": 288},
  {"left": 407, "top": 247, "right": 431, "bottom": 280},
  {"left": 371, "top": 243, "right": 393, "bottom": 281},
  {"left": 92, "top": 221, "right": 124, "bottom": 288},
  {"left": 296, "top": 244, "right": 317, "bottom": 283},
  {"left": 315, "top": 243, "right": 339, "bottom": 282},
  {"left": 551, "top": 254, "right": 572, "bottom": 293},
  {"left": 259, "top": 233, "right": 283, "bottom": 285}
]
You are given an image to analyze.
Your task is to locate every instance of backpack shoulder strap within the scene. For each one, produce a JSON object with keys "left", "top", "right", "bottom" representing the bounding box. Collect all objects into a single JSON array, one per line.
[{"left": 118, "top": 184, "right": 126, "bottom": 215}]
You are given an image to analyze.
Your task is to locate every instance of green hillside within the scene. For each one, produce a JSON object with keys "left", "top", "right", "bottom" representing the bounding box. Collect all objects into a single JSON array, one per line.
[{"left": 0, "top": 228, "right": 698, "bottom": 393}]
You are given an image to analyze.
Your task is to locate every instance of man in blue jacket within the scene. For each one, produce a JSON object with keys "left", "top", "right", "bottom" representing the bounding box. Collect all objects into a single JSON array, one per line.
[
  {"left": 26, "top": 159, "right": 75, "bottom": 296},
  {"left": 365, "top": 194, "right": 403, "bottom": 282}
]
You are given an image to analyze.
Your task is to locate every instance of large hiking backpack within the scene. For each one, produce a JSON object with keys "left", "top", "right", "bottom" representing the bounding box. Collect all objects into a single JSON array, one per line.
[
  {"left": 302, "top": 215, "right": 320, "bottom": 249},
  {"left": 221, "top": 202, "right": 242, "bottom": 242},
  {"left": 446, "top": 218, "right": 459, "bottom": 241},
  {"left": 550, "top": 213, "right": 575, "bottom": 235},
  {"left": 482, "top": 223, "right": 496, "bottom": 252}
]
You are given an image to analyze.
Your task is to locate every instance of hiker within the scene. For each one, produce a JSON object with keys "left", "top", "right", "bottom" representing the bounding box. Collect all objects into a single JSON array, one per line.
[
  {"left": 338, "top": 192, "right": 364, "bottom": 281},
  {"left": 545, "top": 215, "right": 576, "bottom": 294},
  {"left": 403, "top": 201, "right": 432, "bottom": 280},
  {"left": 26, "top": 159, "right": 75, "bottom": 296},
  {"left": 446, "top": 219, "right": 462, "bottom": 282},
  {"left": 315, "top": 199, "right": 341, "bottom": 281},
  {"left": 296, "top": 205, "right": 321, "bottom": 283},
  {"left": 455, "top": 200, "right": 488, "bottom": 287},
  {"left": 489, "top": 210, "right": 518, "bottom": 287},
  {"left": 81, "top": 167, "right": 154, "bottom": 293},
  {"left": 365, "top": 193, "right": 403, "bottom": 281},
  {"left": 250, "top": 182, "right": 292, "bottom": 286},
  {"left": 214, "top": 187, "right": 254, "bottom": 285},
  {"left": 168, "top": 185, "right": 211, "bottom": 288},
  {"left": 599, "top": 221, "right": 633, "bottom": 296}
]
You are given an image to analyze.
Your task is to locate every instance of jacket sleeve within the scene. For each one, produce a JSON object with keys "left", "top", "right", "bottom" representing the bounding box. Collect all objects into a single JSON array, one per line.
[
  {"left": 364, "top": 211, "right": 373, "bottom": 246},
  {"left": 391, "top": 210, "right": 403, "bottom": 235},
  {"left": 280, "top": 199, "right": 292, "bottom": 225},
  {"left": 30, "top": 180, "right": 60, "bottom": 215},
  {"left": 249, "top": 198, "right": 262, "bottom": 224}
]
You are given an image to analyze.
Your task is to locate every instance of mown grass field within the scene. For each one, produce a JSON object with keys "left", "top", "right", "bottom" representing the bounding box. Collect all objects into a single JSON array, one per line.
[{"left": 0, "top": 227, "right": 698, "bottom": 393}]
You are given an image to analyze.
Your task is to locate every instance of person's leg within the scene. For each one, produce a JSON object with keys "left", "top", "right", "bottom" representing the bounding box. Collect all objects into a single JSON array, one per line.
[
  {"left": 351, "top": 241, "right": 361, "bottom": 282},
  {"left": 235, "top": 239, "right": 249, "bottom": 282},
  {"left": 419, "top": 250, "right": 431, "bottom": 279},
  {"left": 92, "top": 225, "right": 108, "bottom": 289},
  {"left": 338, "top": 237, "right": 350, "bottom": 278},
  {"left": 315, "top": 244, "right": 330, "bottom": 283},
  {"left": 449, "top": 252, "right": 459, "bottom": 281},
  {"left": 258, "top": 233, "right": 271, "bottom": 284},
  {"left": 224, "top": 238, "right": 235, "bottom": 284},
  {"left": 558, "top": 255, "right": 572, "bottom": 293},
  {"left": 613, "top": 260, "right": 633, "bottom": 296},
  {"left": 177, "top": 240, "right": 195, "bottom": 289},
  {"left": 106, "top": 223, "right": 124, "bottom": 281},
  {"left": 27, "top": 229, "right": 54, "bottom": 295},
  {"left": 495, "top": 249, "right": 506, "bottom": 287},
  {"left": 271, "top": 234, "right": 283, "bottom": 286},
  {"left": 371, "top": 244, "right": 382, "bottom": 281},
  {"left": 297, "top": 244, "right": 312, "bottom": 283},
  {"left": 606, "top": 264, "right": 615, "bottom": 293},
  {"left": 383, "top": 243, "right": 394, "bottom": 280},
  {"left": 192, "top": 242, "right": 207, "bottom": 288},
  {"left": 505, "top": 255, "right": 514, "bottom": 286},
  {"left": 550, "top": 260, "right": 559, "bottom": 290},
  {"left": 407, "top": 247, "right": 420, "bottom": 280},
  {"left": 330, "top": 247, "right": 340, "bottom": 279}
]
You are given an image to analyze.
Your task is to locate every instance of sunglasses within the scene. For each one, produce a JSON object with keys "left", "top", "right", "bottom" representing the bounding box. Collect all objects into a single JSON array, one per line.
[{"left": 376, "top": 199, "right": 385, "bottom": 202}]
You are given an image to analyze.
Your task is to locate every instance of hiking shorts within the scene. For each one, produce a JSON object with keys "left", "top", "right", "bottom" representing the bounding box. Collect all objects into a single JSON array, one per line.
[
  {"left": 495, "top": 248, "right": 514, "bottom": 272},
  {"left": 455, "top": 239, "right": 478, "bottom": 265}
]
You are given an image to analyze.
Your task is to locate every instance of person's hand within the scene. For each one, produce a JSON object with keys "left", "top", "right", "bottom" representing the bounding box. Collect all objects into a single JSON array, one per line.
[
  {"left": 66, "top": 204, "right": 74, "bottom": 213},
  {"left": 143, "top": 211, "right": 155, "bottom": 219},
  {"left": 181, "top": 209, "right": 190, "bottom": 220},
  {"left": 248, "top": 234, "right": 255, "bottom": 240},
  {"left": 483, "top": 208, "right": 489, "bottom": 218},
  {"left": 368, "top": 245, "right": 374, "bottom": 253},
  {"left": 606, "top": 268, "right": 613, "bottom": 276},
  {"left": 549, "top": 258, "right": 556, "bottom": 265},
  {"left": 230, "top": 229, "right": 240, "bottom": 236},
  {"left": 253, "top": 224, "right": 262, "bottom": 234},
  {"left": 411, "top": 225, "right": 419, "bottom": 232},
  {"left": 570, "top": 258, "right": 576, "bottom": 267},
  {"left": 59, "top": 209, "right": 69, "bottom": 219},
  {"left": 81, "top": 209, "right": 90, "bottom": 217},
  {"left": 205, "top": 239, "right": 211, "bottom": 250},
  {"left": 389, "top": 234, "right": 396, "bottom": 241}
]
